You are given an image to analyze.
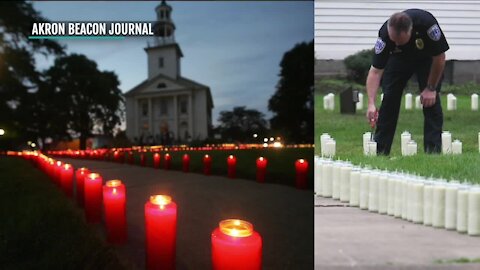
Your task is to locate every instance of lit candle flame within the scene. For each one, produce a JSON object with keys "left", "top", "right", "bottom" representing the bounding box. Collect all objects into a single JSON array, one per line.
[
  {"left": 150, "top": 195, "right": 172, "bottom": 210},
  {"left": 106, "top": 179, "right": 122, "bottom": 187},
  {"left": 219, "top": 219, "right": 253, "bottom": 237},
  {"left": 299, "top": 159, "right": 305, "bottom": 163},
  {"left": 88, "top": 173, "right": 100, "bottom": 180},
  {"left": 63, "top": 164, "right": 71, "bottom": 170}
]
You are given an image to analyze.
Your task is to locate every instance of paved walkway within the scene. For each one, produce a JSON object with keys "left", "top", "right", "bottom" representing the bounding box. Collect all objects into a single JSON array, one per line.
[
  {"left": 315, "top": 197, "right": 480, "bottom": 270},
  {"left": 59, "top": 158, "right": 313, "bottom": 270}
]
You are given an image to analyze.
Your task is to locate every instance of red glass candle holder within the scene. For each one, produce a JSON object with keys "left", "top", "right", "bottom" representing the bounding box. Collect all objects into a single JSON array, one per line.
[
  {"left": 256, "top": 157, "right": 267, "bottom": 183},
  {"left": 227, "top": 155, "right": 237, "bottom": 179},
  {"left": 211, "top": 219, "right": 262, "bottom": 270},
  {"left": 295, "top": 159, "right": 309, "bottom": 189},
  {"left": 182, "top": 154, "right": 190, "bottom": 173},
  {"left": 153, "top": 153, "right": 161, "bottom": 169},
  {"left": 60, "top": 163, "right": 74, "bottom": 197},
  {"left": 164, "top": 153, "right": 171, "bottom": 170},
  {"left": 75, "top": 167, "right": 90, "bottom": 207},
  {"left": 84, "top": 173, "right": 103, "bottom": 223},
  {"left": 203, "top": 154, "right": 212, "bottom": 175},
  {"left": 103, "top": 180, "right": 127, "bottom": 244}
]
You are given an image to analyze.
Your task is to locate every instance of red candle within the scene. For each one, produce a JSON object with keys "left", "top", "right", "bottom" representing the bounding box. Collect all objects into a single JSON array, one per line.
[
  {"left": 295, "top": 159, "right": 309, "bottom": 189},
  {"left": 140, "top": 152, "right": 146, "bottom": 166},
  {"left": 227, "top": 155, "right": 237, "bottom": 179},
  {"left": 103, "top": 180, "right": 127, "bottom": 244},
  {"left": 75, "top": 167, "right": 90, "bottom": 207},
  {"left": 211, "top": 219, "right": 262, "bottom": 270},
  {"left": 145, "top": 195, "right": 177, "bottom": 270},
  {"left": 128, "top": 151, "right": 134, "bottom": 164},
  {"left": 256, "top": 157, "right": 268, "bottom": 183},
  {"left": 84, "top": 173, "right": 103, "bottom": 223},
  {"left": 203, "top": 154, "right": 212, "bottom": 175},
  {"left": 54, "top": 161, "right": 63, "bottom": 186},
  {"left": 164, "top": 153, "right": 171, "bottom": 170},
  {"left": 60, "top": 163, "right": 74, "bottom": 197},
  {"left": 113, "top": 151, "right": 119, "bottom": 162},
  {"left": 182, "top": 154, "right": 190, "bottom": 173},
  {"left": 153, "top": 153, "right": 161, "bottom": 169}
]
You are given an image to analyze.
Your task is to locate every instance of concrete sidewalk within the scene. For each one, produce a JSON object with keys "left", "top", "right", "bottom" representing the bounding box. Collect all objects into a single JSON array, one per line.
[
  {"left": 315, "top": 197, "right": 480, "bottom": 270},
  {"left": 59, "top": 158, "right": 313, "bottom": 270}
]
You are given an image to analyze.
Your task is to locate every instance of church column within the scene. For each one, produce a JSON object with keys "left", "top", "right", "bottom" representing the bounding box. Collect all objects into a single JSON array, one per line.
[
  {"left": 188, "top": 91, "right": 193, "bottom": 140},
  {"left": 148, "top": 98, "right": 153, "bottom": 135},
  {"left": 173, "top": 95, "right": 178, "bottom": 141}
]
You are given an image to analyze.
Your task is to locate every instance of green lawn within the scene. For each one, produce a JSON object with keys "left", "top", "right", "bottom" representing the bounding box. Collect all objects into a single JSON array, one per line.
[
  {"left": 315, "top": 93, "right": 480, "bottom": 184},
  {"left": 111, "top": 148, "right": 314, "bottom": 189},
  {"left": 0, "top": 157, "right": 126, "bottom": 269}
]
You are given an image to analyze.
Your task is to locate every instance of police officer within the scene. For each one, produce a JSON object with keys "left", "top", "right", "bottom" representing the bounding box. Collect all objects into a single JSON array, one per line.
[{"left": 366, "top": 9, "right": 449, "bottom": 155}]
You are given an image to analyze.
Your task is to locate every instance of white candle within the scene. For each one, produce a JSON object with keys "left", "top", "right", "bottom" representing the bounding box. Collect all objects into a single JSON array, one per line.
[
  {"left": 471, "top": 93, "right": 478, "bottom": 111},
  {"left": 452, "top": 140, "right": 462, "bottom": 155},
  {"left": 401, "top": 131, "right": 411, "bottom": 156},
  {"left": 412, "top": 182, "right": 424, "bottom": 224},
  {"left": 367, "top": 141, "right": 377, "bottom": 156},
  {"left": 327, "top": 93, "right": 335, "bottom": 111},
  {"left": 320, "top": 133, "right": 331, "bottom": 157},
  {"left": 359, "top": 170, "right": 370, "bottom": 210},
  {"left": 325, "top": 139, "right": 336, "bottom": 158},
  {"left": 363, "top": 132, "right": 371, "bottom": 155},
  {"left": 340, "top": 165, "right": 352, "bottom": 203},
  {"left": 349, "top": 169, "right": 361, "bottom": 207},
  {"left": 432, "top": 184, "right": 446, "bottom": 228},
  {"left": 321, "top": 161, "right": 333, "bottom": 197},
  {"left": 314, "top": 156, "right": 322, "bottom": 196},
  {"left": 401, "top": 178, "right": 408, "bottom": 220},
  {"left": 405, "top": 93, "right": 413, "bottom": 110},
  {"left": 407, "top": 141, "right": 417, "bottom": 156},
  {"left": 323, "top": 95, "right": 329, "bottom": 110},
  {"left": 394, "top": 177, "right": 404, "bottom": 218},
  {"left": 415, "top": 95, "right": 422, "bottom": 109},
  {"left": 387, "top": 175, "right": 397, "bottom": 216},
  {"left": 457, "top": 188, "right": 469, "bottom": 233},
  {"left": 442, "top": 131, "right": 452, "bottom": 154},
  {"left": 445, "top": 183, "right": 459, "bottom": 230},
  {"left": 447, "top": 93, "right": 457, "bottom": 111},
  {"left": 378, "top": 174, "right": 388, "bottom": 214},
  {"left": 356, "top": 92, "right": 363, "bottom": 110},
  {"left": 423, "top": 183, "right": 434, "bottom": 226},
  {"left": 368, "top": 173, "right": 379, "bottom": 212},
  {"left": 381, "top": 93, "right": 384, "bottom": 101},
  {"left": 406, "top": 180, "right": 414, "bottom": 221},
  {"left": 468, "top": 187, "right": 480, "bottom": 236},
  {"left": 332, "top": 162, "right": 341, "bottom": 200}
]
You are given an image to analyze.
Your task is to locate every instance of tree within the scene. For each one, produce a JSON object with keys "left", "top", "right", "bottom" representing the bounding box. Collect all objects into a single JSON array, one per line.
[
  {"left": 44, "top": 54, "right": 124, "bottom": 150},
  {"left": 217, "top": 106, "right": 267, "bottom": 142},
  {"left": 0, "top": 1, "right": 64, "bottom": 149},
  {"left": 344, "top": 49, "right": 374, "bottom": 84},
  {"left": 268, "top": 40, "right": 313, "bottom": 143}
]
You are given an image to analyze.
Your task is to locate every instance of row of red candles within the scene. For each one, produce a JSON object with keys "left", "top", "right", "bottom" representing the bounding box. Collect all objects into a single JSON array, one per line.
[
  {"left": 20, "top": 152, "right": 262, "bottom": 270},
  {"left": 50, "top": 150, "right": 310, "bottom": 189}
]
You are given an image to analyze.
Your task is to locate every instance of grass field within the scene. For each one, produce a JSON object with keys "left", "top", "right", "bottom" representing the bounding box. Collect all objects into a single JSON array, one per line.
[
  {"left": 108, "top": 147, "right": 314, "bottom": 189},
  {"left": 315, "top": 93, "right": 480, "bottom": 184},
  {"left": 0, "top": 157, "right": 125, "bottom": 269}
]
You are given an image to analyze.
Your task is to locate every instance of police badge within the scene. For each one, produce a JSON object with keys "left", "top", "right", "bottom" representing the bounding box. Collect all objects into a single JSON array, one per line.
[
  {"left": 415, "top": 38, "right": 424, "bottom": 50},
  {"left": 374, "top": 37, "right": 386, "bottom": 54},
  {"left": 427, "top": 24, "right": 441, "bottom": 41}
]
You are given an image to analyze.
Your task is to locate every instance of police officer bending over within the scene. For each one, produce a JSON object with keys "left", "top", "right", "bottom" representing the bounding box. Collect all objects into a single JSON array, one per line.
[{"left": 366, "top": 9, "right": 449, "bottom": 155}]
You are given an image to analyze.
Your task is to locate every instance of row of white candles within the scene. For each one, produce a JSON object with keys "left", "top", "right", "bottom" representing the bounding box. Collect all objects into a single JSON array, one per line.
[
  {"left": 400, "top": 131, "right": 418, "bottom": 156},
  {"left": 323, "top": 93, "right": 335, "bottom": 111},
  {"left": 320, "top": 133, "right": 336, "bottom": 157},
  {"left": 441, "top": 131, "right": 463, "bottom": 154},
  {"left": 314, "top": 156, "right": 480, "bottom": 236}
]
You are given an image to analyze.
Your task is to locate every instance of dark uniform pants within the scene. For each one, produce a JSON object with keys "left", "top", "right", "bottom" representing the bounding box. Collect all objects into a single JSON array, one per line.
[{"left": 374, "top": 54, "right": 443, "bottom": 155}]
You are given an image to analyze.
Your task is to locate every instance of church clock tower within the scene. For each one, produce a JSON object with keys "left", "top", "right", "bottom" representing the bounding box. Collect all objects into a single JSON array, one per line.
[{"left": 145, "top": 0, "right": 183, "bottom": 80}]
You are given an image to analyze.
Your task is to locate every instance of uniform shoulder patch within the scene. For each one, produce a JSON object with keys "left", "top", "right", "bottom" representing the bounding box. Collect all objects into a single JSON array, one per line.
[
  {"left": 374, "top": 37, "right": 386, "bottom": 54},
  {"left": 427, "top": 24, "right": 441, "bottom": 41}
]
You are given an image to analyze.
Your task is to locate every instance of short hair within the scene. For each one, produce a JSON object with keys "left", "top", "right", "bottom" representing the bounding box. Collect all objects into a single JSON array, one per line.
[{"left": 388, "top": 12, "right": 412, "bottom": 34}]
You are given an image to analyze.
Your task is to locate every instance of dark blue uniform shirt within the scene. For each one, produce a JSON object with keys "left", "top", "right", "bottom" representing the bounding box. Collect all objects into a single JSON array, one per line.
[{"left": 372, "top": 9, "right": 450, "bottom": 69}]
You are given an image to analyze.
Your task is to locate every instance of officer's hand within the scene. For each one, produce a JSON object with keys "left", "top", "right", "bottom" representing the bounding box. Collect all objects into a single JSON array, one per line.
[
  {"left": 420, "top": 89, "right": 436, "bottom": 108},
  {"left": 366, "top": 104, "right": 377, "bottom": 126}
]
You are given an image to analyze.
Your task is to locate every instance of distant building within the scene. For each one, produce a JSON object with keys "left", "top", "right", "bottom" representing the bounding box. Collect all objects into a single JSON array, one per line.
[
  {"left": 125, "top": 1, "right": 214, "bottom": 145},
  {"left": 315, "top": 0, "right": 480, "bottom": 84}
]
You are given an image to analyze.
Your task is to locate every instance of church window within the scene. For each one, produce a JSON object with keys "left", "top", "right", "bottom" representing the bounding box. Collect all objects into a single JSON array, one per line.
[
  {"left": 157, "top": 82, "right": 166, "bottom": 88},
  {"left": 161, "top": 99, "right": 168, "bottom": 115},
  {"left": 159, "top": 57, "right": 164, "bottom": 68},
  {"left": 180, "top": 98, "right": 187, "bottom": 114},
  {"left": 142, "top": 102, "right": 148, "bottom": 117}
]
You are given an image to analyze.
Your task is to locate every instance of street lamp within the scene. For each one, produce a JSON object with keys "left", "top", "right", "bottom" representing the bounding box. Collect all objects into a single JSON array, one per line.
[{"left": 0, "top": 129, "right": 4, "bottom": 136}]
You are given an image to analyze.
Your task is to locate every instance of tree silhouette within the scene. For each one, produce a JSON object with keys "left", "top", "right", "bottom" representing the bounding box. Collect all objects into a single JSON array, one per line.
[
  {"left": 217, "top": 106, "right": 267, "bottom": 142},
  {"left": 44, "top": 54, "right": 124, "bottom": 150},
  {"left": 268, "top": 40, "right": 313, "bottom": 143}
]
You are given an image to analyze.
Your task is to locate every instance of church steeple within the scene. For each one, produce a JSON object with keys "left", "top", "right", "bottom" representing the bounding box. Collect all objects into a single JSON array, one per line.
[
  {"left": 153, "top": 0, "right": 176, "bottom": 45},
  {"left": 145, "top": 0, "right": 183, "bottom": 80}
]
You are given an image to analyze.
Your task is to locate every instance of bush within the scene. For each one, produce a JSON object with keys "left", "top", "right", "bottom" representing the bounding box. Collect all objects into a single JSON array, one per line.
[
  {"left": 315, "top": 78, "right": 364, "bottom": 95},
  {"left": 344, "top": 49, "right": 374, "bottom": 84}
]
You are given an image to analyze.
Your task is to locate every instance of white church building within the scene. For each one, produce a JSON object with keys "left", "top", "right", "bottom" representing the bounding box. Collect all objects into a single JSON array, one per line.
[{"left": 125, "top": 1, "right": 213, "bottom": 145}]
